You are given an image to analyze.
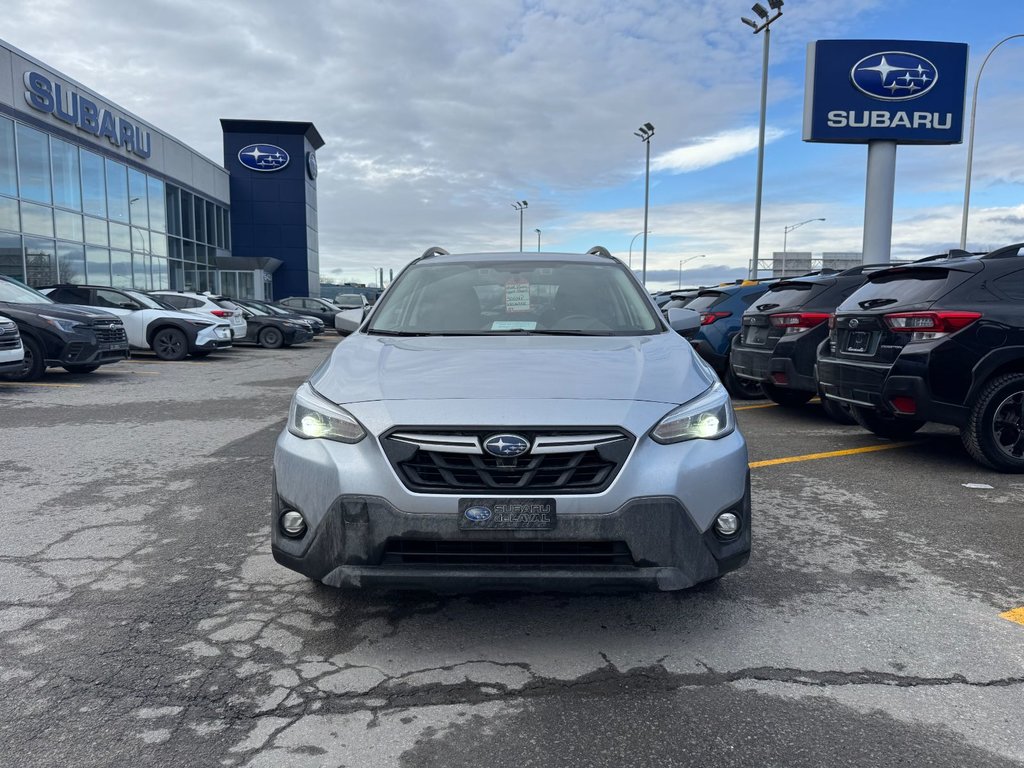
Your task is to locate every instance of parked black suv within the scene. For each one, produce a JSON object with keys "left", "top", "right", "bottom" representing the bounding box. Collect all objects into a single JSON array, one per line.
[
  {"left": 817, "top": 244, "right": 1024, "bottom": 471},
  {"left": 731, "top": 266, "right": 888, "bottom": 422},
  {"left": 0, "top": 275, "right": 128, "bottom": 381}
]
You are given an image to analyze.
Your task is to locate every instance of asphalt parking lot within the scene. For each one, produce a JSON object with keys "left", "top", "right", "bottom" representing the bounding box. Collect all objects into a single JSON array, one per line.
[{"left": 1, "top": 338, "right": 1022, "bottom": 768}]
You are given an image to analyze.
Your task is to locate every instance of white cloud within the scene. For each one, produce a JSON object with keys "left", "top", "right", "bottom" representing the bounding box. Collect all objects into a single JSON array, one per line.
[{"left": 651, "top": 126, "right": 787, "bottom": 174}]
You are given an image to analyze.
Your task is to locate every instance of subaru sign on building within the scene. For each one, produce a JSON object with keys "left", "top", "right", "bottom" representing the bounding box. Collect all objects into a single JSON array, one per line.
[{"left": 804, "top": 40, "right": 969, "bottom": 144}]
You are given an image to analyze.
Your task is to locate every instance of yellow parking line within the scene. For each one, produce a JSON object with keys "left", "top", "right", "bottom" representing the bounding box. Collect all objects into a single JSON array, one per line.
[
  {"left": 0, "top": 381, "right": 84, "bottom": 388},
  {"left": 735, "top": 403, "right": 777, "bottom": 411},
  {"left": 749, "top": 441, "right": 914, "bottom": 468},
  {"left": 999, "top": 607, "right": 1024, "bottom": 626}
]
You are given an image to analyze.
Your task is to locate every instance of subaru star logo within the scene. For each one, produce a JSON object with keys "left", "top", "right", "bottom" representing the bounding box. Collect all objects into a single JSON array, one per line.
[
  {"left": 851, "top": 51, "right": 938, "bottom": 102},
  {"left": 483, "top": 434, "right": 530, "bottom": 458},
  {"left": 464, "top": 506, "right": 492, "bottom": 523},
  {"left": 238, "top": 143, "right": 290, "bottom": 172}
]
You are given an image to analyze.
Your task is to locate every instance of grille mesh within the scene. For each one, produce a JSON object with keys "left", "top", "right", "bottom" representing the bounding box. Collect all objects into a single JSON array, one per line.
[{"left": 380, "top": 539, "right": 635, "bottom": 568}]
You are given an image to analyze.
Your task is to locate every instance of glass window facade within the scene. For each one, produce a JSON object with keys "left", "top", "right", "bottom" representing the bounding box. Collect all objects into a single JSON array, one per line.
[{"left": 0, "top": 114, "right": 229, "bottom": 289}]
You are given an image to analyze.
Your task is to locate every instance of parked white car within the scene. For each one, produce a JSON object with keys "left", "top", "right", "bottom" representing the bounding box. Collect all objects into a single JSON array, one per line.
[
  {"left": 150, "top": 291, "right": 248, "bottom": 340},
  {"left": 40, "top": 285, "right": 233, "bottom": 361},
  {"left": 0, "top": 314, "right": 24, "bottom": 374}
]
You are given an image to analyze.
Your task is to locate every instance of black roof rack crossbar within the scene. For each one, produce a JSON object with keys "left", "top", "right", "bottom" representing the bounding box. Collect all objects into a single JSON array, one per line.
[{"left": 586, "top": 246, "right": 615, "bottom": 259}]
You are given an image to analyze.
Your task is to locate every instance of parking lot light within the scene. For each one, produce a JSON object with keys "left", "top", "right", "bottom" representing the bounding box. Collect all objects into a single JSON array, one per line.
[
  {"left": 280, "top": 510, "right": 307, "bottom": 537},
  {"left": 714, "top": 511, "right": 741, "bottom": 537}
]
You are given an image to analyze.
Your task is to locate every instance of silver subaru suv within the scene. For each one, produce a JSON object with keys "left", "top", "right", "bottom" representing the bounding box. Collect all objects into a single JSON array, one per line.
[{"left": 272, "top": 247, "right": 750, "bottom": 591}]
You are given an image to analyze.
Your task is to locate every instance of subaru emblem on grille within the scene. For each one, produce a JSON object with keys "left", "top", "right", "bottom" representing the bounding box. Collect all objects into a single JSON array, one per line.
[
  {"left": 464, "top": 506, "right": 492, "bottom": 522},
  {"left": 483, "top": 434, "right": 530, "bottom": 458}
]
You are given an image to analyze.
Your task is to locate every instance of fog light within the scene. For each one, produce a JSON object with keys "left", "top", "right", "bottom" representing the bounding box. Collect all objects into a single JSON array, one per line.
[
  {"left": 714, "top": 511, "right": 740, "bottom": 537},
  {"left": 280, "top": 509, "right": 307, "bottom": 538}
]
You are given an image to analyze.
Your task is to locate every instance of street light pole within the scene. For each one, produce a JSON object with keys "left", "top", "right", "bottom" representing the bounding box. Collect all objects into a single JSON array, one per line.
[
  {"left": 633, "top": 123, "right": 655, "bottom": 285},
  {"left": 628, "top": 230, "right": 648, "bottom": 270},
  {"left": 960, "top": 34, "right": 1024, "bottom": 250},
  {"left": 781, "top": 217, "right": 824, "bottom": 277},
  {"left": 535, "top": 229, "right": 541, "bottom": 253},
  {"left": 678, "top": 254, "right": 707, "bottom": 288},
  {"left": 741, "top": 1, "right": 784, "bottom": 279},
  {"left": 511, "top": 200, "right": 528, "bottom": 252}
]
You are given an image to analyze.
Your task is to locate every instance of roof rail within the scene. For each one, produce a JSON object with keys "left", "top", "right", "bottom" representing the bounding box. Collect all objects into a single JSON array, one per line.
[
  {"left": 836, "top": 263, "right": 900, "bottom": 276},
  {"left": 981, "top": 242, "right": 1024, "bottom": 259},
  {"left": 419, "top": 246, "right": 450, "bottom": 259},
  {"left": 586, "top": 246, "right": 614, "bottom": 259}
]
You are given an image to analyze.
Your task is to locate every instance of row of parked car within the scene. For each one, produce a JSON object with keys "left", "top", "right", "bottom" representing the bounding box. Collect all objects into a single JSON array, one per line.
[
  {"left": 658, "top": 242, "right": 1024, "bottom": 473},
  {"left": 0, "top": 275, "right": 370, "bottom": 382}
]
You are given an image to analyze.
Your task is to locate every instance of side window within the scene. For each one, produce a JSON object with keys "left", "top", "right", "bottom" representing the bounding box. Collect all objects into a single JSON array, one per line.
[
  {"left": 184, "top": 297, "right": 205, "bottom": 309},
  {"left": 994, "top": 270, "right": 1024, "bottom": 301},
  {"left": 160, "top": 295, "right": 185, "bottom": 309},
  {"left": 95, "top": 289, "right": 131, "bottom": 309},
  {"left": 282, "top": 298, "right": 298, "bottom": 308},
  {"left": 52, "top": 286, "right": 92, "bottom": 304},
  {"left": 303, "top": 299, "right": 319, "bottom": 310}
]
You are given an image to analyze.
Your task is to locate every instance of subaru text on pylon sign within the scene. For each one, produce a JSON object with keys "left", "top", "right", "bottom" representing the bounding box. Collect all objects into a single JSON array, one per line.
[{"left": 803, "top": 40, "right": 969, "bottom": 145}]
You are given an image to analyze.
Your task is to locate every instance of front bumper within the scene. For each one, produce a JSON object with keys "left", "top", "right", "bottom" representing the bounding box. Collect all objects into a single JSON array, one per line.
[
  {"left": 271, "top": 414, "right": 750, "bottom": 592},
  {"left": 193, "top": 325, "right": 233, "bottom": 352},
  {"left": 49, "top": 336, "right": 129, "bottom": 367},
  {"left": 284, "top": 328, "right": 314, "bottom": 345}
]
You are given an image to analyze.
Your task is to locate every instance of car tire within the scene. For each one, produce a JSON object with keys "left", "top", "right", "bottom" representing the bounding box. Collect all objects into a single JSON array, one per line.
[
  {"left": 259, "top": 327, "right": 284, "bottom": 349},
  {"left": 762, "top": 382, "right": 813, "bottom": 407},
  {"left": 8, "top": 335, "right": 45, "bottom": 382},
  {"left": 961, "top": 373, "right": 1024, "bottom": 473},
  {"left": 819, "top": 392, "right": 857, "bottom": 425},
  {"left": 724, "top": 364, "right": 763, "bottom": 400},
  {"left": 152, "top": 327, "right": 189, "bottom": 361},
  {"left": 850, "top": 405, "right": 925, "bottom": 439},
  {"left": 62, "top": 364, "right": 100, "bottom": 374}
]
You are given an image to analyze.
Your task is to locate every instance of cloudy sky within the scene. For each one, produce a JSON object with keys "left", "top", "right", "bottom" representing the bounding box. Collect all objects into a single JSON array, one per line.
[{"left": 4, "top": 0, "right": 1023, "bottom": 289}]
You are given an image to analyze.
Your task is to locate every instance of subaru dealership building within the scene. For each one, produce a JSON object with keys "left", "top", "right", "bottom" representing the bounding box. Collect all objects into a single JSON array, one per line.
[{"left": 0, "top": 39, "right": 323, "bottom": 299}]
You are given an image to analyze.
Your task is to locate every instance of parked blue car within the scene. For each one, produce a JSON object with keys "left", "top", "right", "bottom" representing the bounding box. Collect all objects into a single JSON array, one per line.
[{"left": 685, "top": 281, "right": 775, "bottom": 398}]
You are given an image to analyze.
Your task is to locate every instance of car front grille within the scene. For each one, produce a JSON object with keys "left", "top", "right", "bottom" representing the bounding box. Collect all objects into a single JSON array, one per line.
[
  {"left": 381, "top": 428, "right": 635, "bottom": 494},
  {"left": 91, "top": 324, "right": 127, "bottom": 344},
  {"left": 380, "top": 539, "right": 635, "bottom": 568},
  {"left": 0, "top": 324, "right": 20, "bottom": 350}
]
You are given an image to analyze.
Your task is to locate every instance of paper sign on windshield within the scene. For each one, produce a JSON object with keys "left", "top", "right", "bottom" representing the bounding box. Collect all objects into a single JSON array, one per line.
[{"left": 505, "top": 279, "right": 531, "bottom": 312}]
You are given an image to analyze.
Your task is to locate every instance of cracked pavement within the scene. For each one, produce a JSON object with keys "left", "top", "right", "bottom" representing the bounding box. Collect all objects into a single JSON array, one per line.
[{"left": 1, "top": 339, "right": 1022, "bottom": 767}]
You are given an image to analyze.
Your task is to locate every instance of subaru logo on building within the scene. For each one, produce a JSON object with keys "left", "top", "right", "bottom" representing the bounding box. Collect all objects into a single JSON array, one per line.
[
  {"left": 851, "top": 52, "right": 938, "bottom": 102},
  {"left": 464, "top": 506, "right": 492, "bottom": 523},
  {"left": 238, "top": 144, "right": 290, "bottom": 172},
  {"left": 483, "top": 434, "right": 530, "bottom": 457}
]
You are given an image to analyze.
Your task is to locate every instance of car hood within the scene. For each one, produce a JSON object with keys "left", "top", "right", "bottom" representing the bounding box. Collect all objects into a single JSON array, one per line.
[
  {"left": 311, "top": 332, "right": 714, "bottom": 406},
  {"left": 0, "top": 302, "right": 119, "bottom": 322}
]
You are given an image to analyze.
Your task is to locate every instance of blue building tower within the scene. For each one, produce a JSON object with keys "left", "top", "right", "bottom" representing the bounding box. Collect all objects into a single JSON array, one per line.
[{"left": 221, "top": 119, "right": 325, "bottom": 298}]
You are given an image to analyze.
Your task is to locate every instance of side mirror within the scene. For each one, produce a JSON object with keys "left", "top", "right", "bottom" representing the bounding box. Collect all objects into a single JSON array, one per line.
[
  {"left": 668, "top": 307, "right": 700, "bottom": 338},
  {"left": 242, "top": 310, "right": 253, "bottom": 319}
]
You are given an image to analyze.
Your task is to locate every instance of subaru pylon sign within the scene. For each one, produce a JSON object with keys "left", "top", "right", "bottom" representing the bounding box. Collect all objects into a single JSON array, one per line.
[{"left": 804, "top": 40, "right": 969, "bottom": 144}]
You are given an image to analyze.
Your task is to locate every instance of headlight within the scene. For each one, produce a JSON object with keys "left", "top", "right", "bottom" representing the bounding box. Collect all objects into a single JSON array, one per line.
[
  {"left": 288, "top": 383, "right": 366, "bottom": 443},
  {"left": 186, "top": 319, "right": 215, "bottom": 328},
  {"left": 40, "top": 315, "right": 84, "bottom": 333},
  {"left": 650, "top": 382, "right": 735, "bottom": 444}
]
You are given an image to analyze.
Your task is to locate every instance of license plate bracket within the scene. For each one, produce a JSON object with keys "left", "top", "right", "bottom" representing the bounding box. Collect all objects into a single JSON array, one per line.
[
  {"left": 459, "top": 498, "right": 557, "bottom": 530},
  {"left": 845, "top": 331, "right": 870, "bottom": 353}
]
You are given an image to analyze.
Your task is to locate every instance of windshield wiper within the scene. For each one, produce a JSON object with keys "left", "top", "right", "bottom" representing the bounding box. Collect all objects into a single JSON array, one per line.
[
  {"left": 857, "top": 298, "right": 898, "bottom": 309},
  {"left": 755, "top": 303, "right": 780, "bottom": 311},
  {"left": 365, "top": 329, "right": 433, "bottom": 337}
]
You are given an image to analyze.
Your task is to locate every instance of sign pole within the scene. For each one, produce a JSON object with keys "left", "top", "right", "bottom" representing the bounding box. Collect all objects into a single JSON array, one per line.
[{"left": 862, "top": 140, "right": 897, "bottom": 263}]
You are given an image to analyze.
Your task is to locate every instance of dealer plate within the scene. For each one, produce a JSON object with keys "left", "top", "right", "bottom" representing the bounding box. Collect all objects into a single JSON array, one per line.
[{"left": 459, "top": 498, "right": 556, "bottom": 530}]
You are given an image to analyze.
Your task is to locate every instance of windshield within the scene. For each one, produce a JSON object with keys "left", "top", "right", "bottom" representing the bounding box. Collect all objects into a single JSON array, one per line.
[
  {"left": 838, "top": 269, "right": 958, "bottom": 312},
  {"left": 335, "top": 294, "right": 364, "bottom": 307},
  {"left": 751, "top": 282, "right": 824, "bottom": 313},
  {"left": 684, "top": 292, "right": 727, "bottom": 312},
  {"left": 0, "top": 278, "right": 55, "bottom": 305},
  {"left": 368, "top": 260, "right": 661, "bottom": 336},
  {"left": 125, "top": 290, "right": 165, "bottom": 310}
]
